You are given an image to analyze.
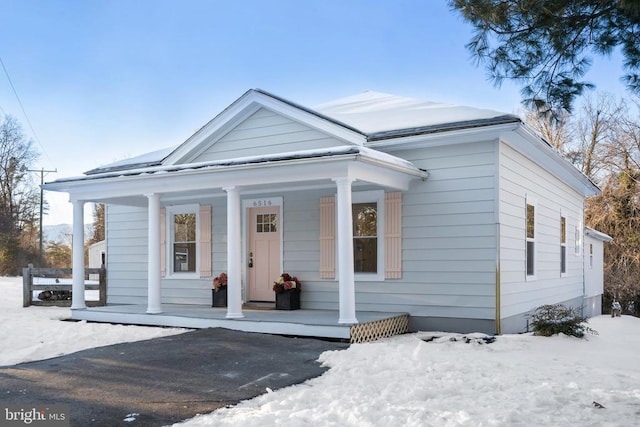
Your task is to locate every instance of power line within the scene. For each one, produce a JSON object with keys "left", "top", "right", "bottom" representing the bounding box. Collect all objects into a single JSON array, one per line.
[{"left": 0, "top": 56, "right": 52, "bottom": 164}]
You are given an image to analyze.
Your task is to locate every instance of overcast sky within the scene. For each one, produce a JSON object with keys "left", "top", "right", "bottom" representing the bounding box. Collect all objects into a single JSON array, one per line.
[{"left": 0, "top": 0, "right": 629, "bottom": 225}]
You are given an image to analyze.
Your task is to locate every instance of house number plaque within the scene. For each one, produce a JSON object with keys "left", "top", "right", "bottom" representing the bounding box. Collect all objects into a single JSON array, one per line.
[{"left": 252, "top": 198, "right": 276, "bottom": 207}]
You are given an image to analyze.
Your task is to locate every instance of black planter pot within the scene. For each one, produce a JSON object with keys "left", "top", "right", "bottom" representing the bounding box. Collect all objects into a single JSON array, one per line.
[
  {"left": 212, "top": 287, "right": 228, "bottom": 307},
  {"left": 275, "top": 291, "right": 300, "bottom": 310}
]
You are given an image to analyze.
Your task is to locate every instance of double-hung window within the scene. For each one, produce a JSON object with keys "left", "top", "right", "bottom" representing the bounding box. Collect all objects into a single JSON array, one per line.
[
  {"left": 168, "top": 204, "right": 199, "bottom": 276},
  {"left": 526, "top": 202, "right": 535, "bottom": 277},
  {"left": 352, "top": 190, "right": 385, "bottom": 281}
]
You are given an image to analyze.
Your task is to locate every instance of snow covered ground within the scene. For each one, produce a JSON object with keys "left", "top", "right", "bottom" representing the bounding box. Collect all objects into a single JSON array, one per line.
[
  {"left": 2, "top": 276, "right": 639, "bottom": 426},
  {"left": 0, "top": 276, "right": 188, "bottom": 367}
]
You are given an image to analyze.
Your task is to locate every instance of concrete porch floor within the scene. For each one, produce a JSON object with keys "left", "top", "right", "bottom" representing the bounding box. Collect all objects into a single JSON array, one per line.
[{"left": 70, "top": 304, "right": 410, "bottom": 342}]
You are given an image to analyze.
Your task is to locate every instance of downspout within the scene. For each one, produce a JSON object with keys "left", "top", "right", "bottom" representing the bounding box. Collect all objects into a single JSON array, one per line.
[
  {"left": 495, "top": 222, "right": 501, "bottom": 335},
  {"left": 494, "top": 141, "right": 502, "bottom": 335}
]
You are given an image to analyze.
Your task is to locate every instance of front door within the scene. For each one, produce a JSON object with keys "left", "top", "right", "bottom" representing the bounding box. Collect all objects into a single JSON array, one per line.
[{"left": 248, "top": 206, "right": 281, "bottom": 302}]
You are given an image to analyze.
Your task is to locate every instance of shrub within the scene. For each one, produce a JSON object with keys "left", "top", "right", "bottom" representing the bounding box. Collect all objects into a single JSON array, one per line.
[{"left": 529, "top": 304, "right": 597, "bottom": 338}]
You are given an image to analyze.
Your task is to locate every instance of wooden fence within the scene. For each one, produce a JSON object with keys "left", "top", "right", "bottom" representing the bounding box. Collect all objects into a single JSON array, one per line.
[{"left": 22, "top": 266, "right": 107, "bottom": 307}]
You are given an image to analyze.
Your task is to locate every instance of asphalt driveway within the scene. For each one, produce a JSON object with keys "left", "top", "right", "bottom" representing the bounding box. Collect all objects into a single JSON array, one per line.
[{"left": 0, "top": 328, "right": 348, "bottom": 426}]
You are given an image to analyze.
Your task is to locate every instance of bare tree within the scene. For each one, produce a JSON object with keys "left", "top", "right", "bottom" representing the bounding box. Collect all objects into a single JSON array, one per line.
[
  {"left": 0, "top": 115, "right": 40, "bottom": 274},
  {"left": 521, "top": 108, "right": 573, "bottom": 153}
]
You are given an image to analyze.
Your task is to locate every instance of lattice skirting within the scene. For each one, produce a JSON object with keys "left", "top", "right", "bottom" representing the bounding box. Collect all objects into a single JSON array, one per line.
[{"left": 349, "top": 314, "right": 409, "bottom": 343}]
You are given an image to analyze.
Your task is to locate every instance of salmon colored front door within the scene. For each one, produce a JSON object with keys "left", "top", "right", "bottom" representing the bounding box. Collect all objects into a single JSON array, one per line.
[{"left": 248, "top": 206, "right": 281, "bottom": 302}]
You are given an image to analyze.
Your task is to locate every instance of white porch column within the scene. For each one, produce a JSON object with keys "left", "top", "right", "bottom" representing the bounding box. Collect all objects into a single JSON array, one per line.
[
  {"left": 71, "top": 199, "right": 86, "bottom": 310},
  {"left": 334, "top": 177, "right": 358, "bottom": 324},
  {"left": 225, "top": 186, "right": 244, "bottom": 319},
  {"left": 147, "top": 193, "right": 162, "bottom": 314}
]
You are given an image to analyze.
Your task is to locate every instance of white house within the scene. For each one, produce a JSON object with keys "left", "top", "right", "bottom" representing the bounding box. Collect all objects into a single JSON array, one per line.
[
  {"left": 583, "top": 227, "right": 612, "bottom": 317},
  {"left": 43, "top": 89, "right": 604, "bottom": 338}
]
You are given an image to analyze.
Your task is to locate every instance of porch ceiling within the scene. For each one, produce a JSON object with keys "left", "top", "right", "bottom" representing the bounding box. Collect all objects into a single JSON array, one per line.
[{"left": 43, "top": 146, "right": 428, "bottom": 205}]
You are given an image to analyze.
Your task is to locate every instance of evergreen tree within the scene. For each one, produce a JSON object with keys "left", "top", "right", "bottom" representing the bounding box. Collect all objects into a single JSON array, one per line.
[{"left": 451, "top": 0, "right": 640, "bottom": 115}]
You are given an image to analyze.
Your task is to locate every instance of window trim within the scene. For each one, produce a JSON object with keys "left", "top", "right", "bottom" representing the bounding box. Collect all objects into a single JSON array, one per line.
[
  {"left": 525, "top": 197, "right": 537, "bottom": 280},
  {"left": 166, "top": 204, "right": 200, "bottom": 279},
  {"left": 351, "top": 190, "right": 385, "bottom": 282},
  {"left": 560, "top": 213, "right": 567, "bottom": 275}
]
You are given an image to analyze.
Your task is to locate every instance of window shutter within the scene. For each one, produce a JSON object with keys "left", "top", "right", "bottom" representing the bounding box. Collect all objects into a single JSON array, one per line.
[
  {"left": 199, "top": 205, "right": 212, "bottom": 277},
  {"left": 319, "top": 196, "right": 335, "bottom": 279},
  {"left": 385, "top": 192, "right": 402, "bottom": 279},
  {"left": 160, "top": 207, "right": 166, "bottom": 277}
]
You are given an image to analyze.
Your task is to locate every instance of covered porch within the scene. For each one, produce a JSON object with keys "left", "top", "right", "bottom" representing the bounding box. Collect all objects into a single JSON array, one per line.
[{"left": 70, "top": 303, "right": 410, "bottom": 343}]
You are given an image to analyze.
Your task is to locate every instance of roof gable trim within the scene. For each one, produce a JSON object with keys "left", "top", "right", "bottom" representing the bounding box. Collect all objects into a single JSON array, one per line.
[{"left": 164, "top": 89, "right": 368, "bottom": 166}]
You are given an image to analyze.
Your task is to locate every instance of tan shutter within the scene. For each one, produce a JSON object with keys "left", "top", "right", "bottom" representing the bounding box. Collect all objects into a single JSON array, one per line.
[
  {"left": 319, "top": 196, "right": 336, "bottom": 279},
  {"left": 199, "top": 205, "right": 212, "bottom": 277},
  {"left": 160, "top": 207, "right": 166, "bottom": 277},
  {"left": 385, "top": 192, "right": 402, "bottom": 279}
]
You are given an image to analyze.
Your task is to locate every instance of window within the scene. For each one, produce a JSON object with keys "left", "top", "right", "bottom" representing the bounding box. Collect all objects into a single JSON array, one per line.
[
  {"left": 319, "top": 191, "right": 401, "bottom": 281},
  {"left": 168, "top": 205, "right": 200, "bottom": 275},
  {"left": 353, "top": 202, "right": 378, "bottom": 273},
  {"left": 352, "top": 190, "right": 385, "bottom": 280},
  {"left": 560, "top": 216, "right": 567, "bottom": 274},
  {"left": 589, "top": 244, "right": 594, "bottom": 269},
  {"left": 574, "top": 225, "right": 581, "bottom": 255},
  {"left": 526, "top": 203, "right": 535, "bottom": 277}
]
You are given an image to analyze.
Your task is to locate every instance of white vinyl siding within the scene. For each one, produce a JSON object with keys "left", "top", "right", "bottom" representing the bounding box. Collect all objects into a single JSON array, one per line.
[
  {"left": 499, "top": 142, "right": 585, "bottom": 319},
  {"left": 106, "top": 203, "right": 218, "bottom": 305},
  {"left": 191, "top": 108, "right": 345, "bottom": 163}
]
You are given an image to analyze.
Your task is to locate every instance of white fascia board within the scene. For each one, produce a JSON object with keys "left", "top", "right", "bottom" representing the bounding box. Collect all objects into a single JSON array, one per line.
[
  {"left": 505, "top": 126, "right": 600, "bottom": 197},
  {"left": 45, "top": 153, "right": 423, "bottom": 202},
  {"left": 164, "top": 90, "right": 367, "bottom": 165},
  {"left": 366, "top": 123, "right": 518, "bottom": 152},
  {"left": 584, "top": 227, "right": 613, "bottom": 242}
]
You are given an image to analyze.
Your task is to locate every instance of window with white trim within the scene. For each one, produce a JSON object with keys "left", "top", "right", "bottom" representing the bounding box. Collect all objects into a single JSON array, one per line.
[
  {"left": 168, "top": 204, "right": 199, "bottom": 275},
  {"left": 589, "top": 243, "right": 594, "bottom": 269},
  {"left": 574, "top": 225, "right": 581, "bottom": 255},
  {"left": 352, "top": 190, "right": 385, "bottom": 281},
  {"left": 560, "top": 215, "right": 567, "bottom": 274},
  {"left": 526, "top": 202, "right": 535, "bottom": 277}
]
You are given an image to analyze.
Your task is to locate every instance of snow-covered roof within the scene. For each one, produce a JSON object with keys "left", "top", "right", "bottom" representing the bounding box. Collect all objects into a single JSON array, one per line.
[
  {"left": 85, "top": 146, "right": 174, "bottom": 175},
  {"left": 585, "top": 227, "right": 613, "bottom": 242},
  {"left": 314, "top": 91, "right": 519, "bottom": 140},
  {"left": 84, "top": 89, "right": 519, "bottom": 175},
  {"left": 59, "top": 146, "right": 428, "bottom": 184}
]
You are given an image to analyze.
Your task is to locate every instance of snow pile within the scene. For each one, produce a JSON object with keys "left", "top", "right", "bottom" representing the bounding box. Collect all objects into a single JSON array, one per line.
[
  {"left": 177, "top": 319, "right": 640, "bottom": 426},
  {"left": 0, "top": 277, "right": 188, "bottom": 366}
]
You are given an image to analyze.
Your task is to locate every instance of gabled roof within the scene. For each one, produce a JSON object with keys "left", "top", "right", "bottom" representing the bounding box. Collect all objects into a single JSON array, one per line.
[{"left": 85, "top": 89, "right": 520, "bottom": 175}]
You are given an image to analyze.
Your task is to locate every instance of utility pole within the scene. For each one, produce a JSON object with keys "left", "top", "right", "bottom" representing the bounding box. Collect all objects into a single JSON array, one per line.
[{"left": 28, "top": 167, "right": 57, "bottom": 265}]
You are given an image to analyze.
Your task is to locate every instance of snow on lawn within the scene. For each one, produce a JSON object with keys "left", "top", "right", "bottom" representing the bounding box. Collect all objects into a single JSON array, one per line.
[
  {"left": 177, "top": 318, "right": 640, "bottom": 426},
  {"left": 3, "top": 275, "right": 639, "bottom": 426},
  {"left": 0, "top": 276, "right": 188, "bottom": 367}
]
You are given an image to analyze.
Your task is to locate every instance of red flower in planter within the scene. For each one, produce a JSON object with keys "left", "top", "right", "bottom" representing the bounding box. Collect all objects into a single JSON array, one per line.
[
  {"left": 273, "top": 273, "right": 301, "bottom": 293},
  {"left": 212, "top": 272, "right": 227, "bottom": 292}
]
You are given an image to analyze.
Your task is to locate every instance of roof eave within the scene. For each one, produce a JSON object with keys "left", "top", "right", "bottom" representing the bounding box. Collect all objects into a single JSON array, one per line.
[{"left": 365, "top": 115, "right": 521, "bottom": 142}]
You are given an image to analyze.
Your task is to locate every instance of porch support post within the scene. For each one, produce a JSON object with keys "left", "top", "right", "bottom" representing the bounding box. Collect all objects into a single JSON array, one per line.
[
  {"left": 225, "top": 186, "right": 244, "bottom": 319},
  {"left": 334, "top": 177, "right": 358, "bottom": 324},
  {"left": 146, "top": 193, "right": 162, "bottom": 314},
  {"left": 71, "top": 199, "right": 86, "bottom": 310}
]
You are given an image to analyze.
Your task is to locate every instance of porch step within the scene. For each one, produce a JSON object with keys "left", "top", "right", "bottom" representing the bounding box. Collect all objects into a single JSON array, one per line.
[{"left": 350, "top": 314, "right": 409, "bottom": 343}]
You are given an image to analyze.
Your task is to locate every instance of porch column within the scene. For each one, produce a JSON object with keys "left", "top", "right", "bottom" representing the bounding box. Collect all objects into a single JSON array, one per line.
[
  {"left": 147, "top": 193, "right": 162, "bottom": 314},
  {"left": 71, "top": 199, "right": 86, "bottom": 310},
  {"left": 334, "top": 177, "right": 358, "bottom": 324},
  {"left": 225, "top": 186, "right": 244, "bottom": 319}
]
